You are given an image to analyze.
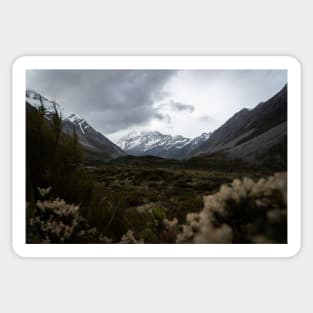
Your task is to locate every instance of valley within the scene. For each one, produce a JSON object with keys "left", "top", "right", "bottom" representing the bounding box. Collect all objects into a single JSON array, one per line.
[
  {"left": 25, "top": 85, "right": 287, "bottom": 244},
  {"left": 76, "top": 153, "right": 277, "bottom": 242}
]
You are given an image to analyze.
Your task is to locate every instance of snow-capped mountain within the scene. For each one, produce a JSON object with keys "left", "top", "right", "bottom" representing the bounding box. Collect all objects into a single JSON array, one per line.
[
  {"left": 117, "top": 130, "right": 211, "bottom": 159},
  {"left": 65, "top": 113, "right": 91, "bottom": 135},
  {"left": 26, "top": 90, "right": 125, "bottom": 160},
  {"left": 187, "top": 132, "right": 211, "bottom": 150},
  {"left": 26, "top": 89, "right": 63, "bottom": 116}
]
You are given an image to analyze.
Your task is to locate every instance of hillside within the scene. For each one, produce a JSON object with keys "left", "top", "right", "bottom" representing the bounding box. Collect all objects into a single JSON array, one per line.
[
  {"left": 26, "top": 90, "right": 125, "bottom": 161},
  {"left": 191, "top": 85, "right": 287, "bottom": 168}
]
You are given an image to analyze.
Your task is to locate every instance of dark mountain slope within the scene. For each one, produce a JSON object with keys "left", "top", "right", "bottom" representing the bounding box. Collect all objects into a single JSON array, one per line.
[{"left": 191, "top": 85, "right": 287, "bottom": 168}]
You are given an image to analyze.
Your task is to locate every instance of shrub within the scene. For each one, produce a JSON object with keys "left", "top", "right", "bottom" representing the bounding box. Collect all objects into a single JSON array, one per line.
[
  {"left": 27, "top": 187, "right": 111, "bottom": 244},
  {"left": 161, "top": 218, "right": 178, "bottom": 243},
  {"left": 123, "top": 202, "right": 168, "bottom": 243},
  {"left": 85, "top": 186, "right": 128, "bottom": 240},
  {"left": 120, "top": 230, "right": 144, "bottom": 244},
  {"left": 26, "top": 103, "right": 93, "bottom": 208},
  {"left": 176, "top": 173, "right": 287, "bottom": 244}
]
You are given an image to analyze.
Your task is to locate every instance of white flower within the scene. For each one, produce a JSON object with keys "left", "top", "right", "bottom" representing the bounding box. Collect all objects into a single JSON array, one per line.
[
  {"left": 120, "top": 230, "right": 144, "bottom": 244},
  {"left": 37, "top": 186, "right": 52, "bottom": 197},
  {"left": 177, "top": 172, "right": 287, "bottom": 244}
]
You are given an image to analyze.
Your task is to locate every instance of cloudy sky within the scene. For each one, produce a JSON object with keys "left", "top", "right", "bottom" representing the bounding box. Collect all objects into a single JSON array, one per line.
[{"left": 26, "top": 69, "right": 287, "bottom": 142}]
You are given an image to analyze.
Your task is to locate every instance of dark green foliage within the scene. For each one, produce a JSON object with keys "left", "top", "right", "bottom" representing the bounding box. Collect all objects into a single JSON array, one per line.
[
  {"left": 26, "top": 103, "right": 92, "bottom": 207},
  {"left": 84, "top": 157, "right": 253, "bottom": 234},
  {"left": 85, "top": 186, "right": 129, "bottom": 240}
]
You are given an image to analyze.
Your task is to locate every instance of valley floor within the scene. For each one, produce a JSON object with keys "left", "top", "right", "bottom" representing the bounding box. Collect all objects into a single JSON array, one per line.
[{"left": 27, "top": 155, "right": 287, "bottom": 244}]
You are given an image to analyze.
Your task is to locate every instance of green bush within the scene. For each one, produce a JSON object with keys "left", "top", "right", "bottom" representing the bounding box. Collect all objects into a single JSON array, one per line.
[
  {"left": 26, "top": 103, "right": 93, "bottom": 208},
  {"left": 123, "top": 203, "right": 169, "bottom": 243},
  {"left": 84, "top": 186, "right": 128, "bottom": 240}
]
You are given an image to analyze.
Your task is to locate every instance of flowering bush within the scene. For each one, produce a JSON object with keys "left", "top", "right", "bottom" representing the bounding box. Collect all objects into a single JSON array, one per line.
[
  {"left": 120, "top": 230, "right": 144, "bottom": 244},
  {"left": 28, "top": 172, "right": 287, "bottom": 245},
  {"left": 27, "top": 187, "right": 111, "bottom": 243},
  {"left": 177, "top": 173, "right": 287, "bottom": 244}
]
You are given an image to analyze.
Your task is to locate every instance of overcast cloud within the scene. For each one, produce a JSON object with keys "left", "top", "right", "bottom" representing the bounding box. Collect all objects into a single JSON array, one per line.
[
  {"left": 27, "top": 70, "right": 176, "bottom": 134},
  {"left": 26, "top": 69, "right": 287, "bottom": 142},
  {"left": 157, "top": 100, "right": 195, "bottom": 112}
]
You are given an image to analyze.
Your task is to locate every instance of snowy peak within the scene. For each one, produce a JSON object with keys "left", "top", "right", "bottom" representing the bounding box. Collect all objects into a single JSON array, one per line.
[
  {"left": 26, "top": 89, "right": 125, "bottom": 160},
  {"left": 65, "top": 113, "right": 90, "bottom": 135},
  {"left": 26, "top": 89, "right": 63, "bottom": 116},
  {"left": 117, "top": 130, "right": 190, "bottom": 152},
  {"left": 67, "top": 112, "right": 84, "bottom": 123},
  {"left": 189, "top": 132, "right": 212, "bottom": 148},
  {"left": 117, "top": 130, "right": 211, "bottom": 159},
  {"left": 26, "top": 90, "right": 92, "bottom": 135}
]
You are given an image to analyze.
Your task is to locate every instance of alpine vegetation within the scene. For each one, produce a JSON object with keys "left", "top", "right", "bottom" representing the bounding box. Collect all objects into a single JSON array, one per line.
[
  {"left": 26, "top": 70, "right": 288, "bottom": 244},
  {"left": 176, "top": 173, "right": 287, "bottom": 244},
  {"left": 27, "top": 188, "right": 104, "bottom": 243},
  {"left": 27, "top": 187, "right": 141, "bottom": 244}
]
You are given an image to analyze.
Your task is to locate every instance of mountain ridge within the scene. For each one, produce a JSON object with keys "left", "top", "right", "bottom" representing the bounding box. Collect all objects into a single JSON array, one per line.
[
  {"left": 26, "top": 85, "right": 287, "bottom": 168},
  {"left": 192, "top": 84, "right": 287, "bottom": 167},
  {"left": 117, "top": 130, "right": 211, "bottom": 159},
  {"left": 26, "top": 89, "right": 125, "bottom": 161}
]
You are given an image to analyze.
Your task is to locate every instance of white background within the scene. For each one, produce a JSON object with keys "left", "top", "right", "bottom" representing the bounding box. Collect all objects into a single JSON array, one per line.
[{"left": 0, "top": 0, "right": 311, "bottom": 312}]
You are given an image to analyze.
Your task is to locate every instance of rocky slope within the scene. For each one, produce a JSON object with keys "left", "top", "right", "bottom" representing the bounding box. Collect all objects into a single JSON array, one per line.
[
  {"left": 191, "top": 85, "right": 287, "bottom": 167},
  {"left": 26, "top": 89, "right": 125, "bottom": 160}
]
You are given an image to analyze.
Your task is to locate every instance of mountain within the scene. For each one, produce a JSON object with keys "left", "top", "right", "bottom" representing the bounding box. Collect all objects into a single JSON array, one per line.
[
  {"left": 26, "top": 90, "right": 125, "bottom": 161},
  {"left": 117, "top": 130, "right": 211, "bottom": 159},
  {"left": 191, "top": 85, "right": 287, "bottom": 167},
  {"left": 26, "top": 84, "right": 287, "bottom": 167}
]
